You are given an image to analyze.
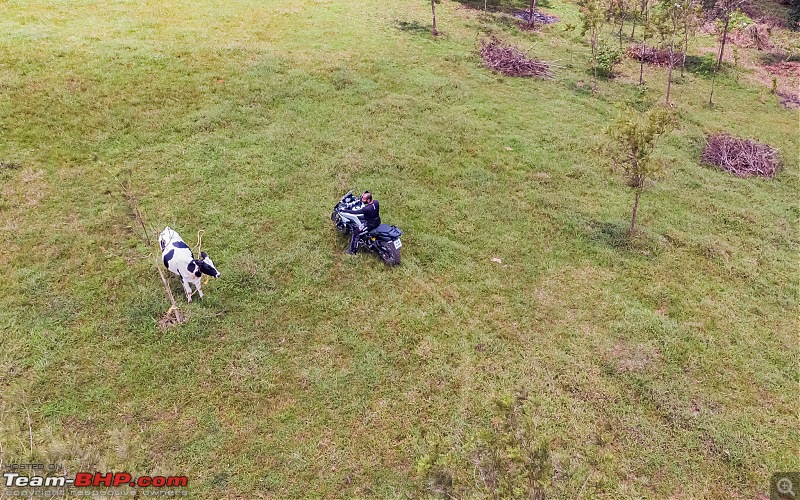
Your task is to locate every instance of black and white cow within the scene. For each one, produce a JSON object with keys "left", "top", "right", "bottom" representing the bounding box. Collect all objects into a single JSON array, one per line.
[{"left": 159, "top": 227, "right": 220, "bottom": 302}]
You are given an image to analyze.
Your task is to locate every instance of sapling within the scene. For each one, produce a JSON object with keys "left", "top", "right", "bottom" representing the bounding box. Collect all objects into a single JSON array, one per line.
[{"left": 602, "top": 108, "right": 676, "bottom": 233}]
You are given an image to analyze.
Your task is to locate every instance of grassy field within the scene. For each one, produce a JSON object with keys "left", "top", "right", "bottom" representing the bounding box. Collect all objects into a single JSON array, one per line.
[{"left": 0, "top": 0, "right": 797, "bottom": 497}]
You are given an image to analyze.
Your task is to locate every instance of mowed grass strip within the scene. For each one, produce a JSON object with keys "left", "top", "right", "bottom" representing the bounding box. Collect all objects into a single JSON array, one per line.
[{"left": 0, "top": 0, "right": 797, "bottom": 497}]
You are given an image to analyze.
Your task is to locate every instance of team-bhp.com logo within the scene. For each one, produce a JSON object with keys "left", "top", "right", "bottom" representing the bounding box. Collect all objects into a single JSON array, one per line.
[
  {"left": 4, "top": 472, "right": 188, "bottom": 488},
  {"left": 3, "top": 470, "right": 189, "bottom": 496}
]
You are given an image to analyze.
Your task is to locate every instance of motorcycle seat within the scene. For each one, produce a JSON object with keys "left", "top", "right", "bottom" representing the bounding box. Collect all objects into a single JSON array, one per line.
[{"left": 369, "top": 224, "right": 402, "bottom": 238}]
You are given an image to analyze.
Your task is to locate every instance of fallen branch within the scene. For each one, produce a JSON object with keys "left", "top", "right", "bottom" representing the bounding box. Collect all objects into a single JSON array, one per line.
[
  {"left": 575, "top": 471, "right": 592, "bottom": 499},
  {"left": 118, "top": 176, "right": 184, "bottom": 326},
  {"left": 25, "top": 407, "right": 33, "bottom": 456}
]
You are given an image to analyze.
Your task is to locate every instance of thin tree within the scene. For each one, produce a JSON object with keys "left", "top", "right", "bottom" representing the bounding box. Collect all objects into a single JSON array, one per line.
[
  {"left": 607, "top": 0, "right": 631, "bottom": 50},
  {"left": 657, "top": 0, "right": 686, "bottom": 105},
  {"left": 431, "top": 0, "right": 439, "bottom": 36},
  {"left": 528, "top": 0, "right": 538, "bottom": 28},
  {"left": 679, "top": 0, "right": 700, "bottom": 77},
  {"left": 708, "top": 0, "right": 742, "bottom": 104},
  {"left": 714, "top": 0, "right": 738, "bottom": 69},
  {"left": 602, "top": 108, "right": 676, "bottom": 234},
  {"left": 638, "top": 0, "right": 651, "bottom": 85},
  {"left": 630, "top": 0, "right": 642, "bottom": 38},
  {"left": 118, "top": 177, "right": 184, "bottom": 326},
  {"left": 579, "top": 0, "right": 605, "bottom": 89}
]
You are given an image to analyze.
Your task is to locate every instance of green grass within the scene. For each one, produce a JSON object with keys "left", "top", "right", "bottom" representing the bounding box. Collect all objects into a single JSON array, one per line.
[{"left": 0, "top": 0, "right": 797, "bottom": 497}]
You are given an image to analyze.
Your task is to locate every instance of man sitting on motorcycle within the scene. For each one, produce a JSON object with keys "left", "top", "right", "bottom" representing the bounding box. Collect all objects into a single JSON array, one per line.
[{"left": 341, "top": 191, "right": 380, "bottom": 254}]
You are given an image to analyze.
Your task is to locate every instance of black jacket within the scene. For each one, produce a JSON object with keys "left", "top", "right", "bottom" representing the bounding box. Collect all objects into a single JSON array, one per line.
[{"left": 343, "top": 200, "right": 380, "bottom": 230}]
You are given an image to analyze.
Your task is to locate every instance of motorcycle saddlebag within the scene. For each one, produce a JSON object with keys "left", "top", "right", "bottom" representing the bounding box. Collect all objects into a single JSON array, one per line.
[{"left": 369, "top": 224, "right": 402, "bottom": 239}]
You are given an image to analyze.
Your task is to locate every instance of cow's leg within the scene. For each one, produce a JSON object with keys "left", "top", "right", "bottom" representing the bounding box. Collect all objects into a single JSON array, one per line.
[
  {"left": 181, "top": 278, "right": 193, "bottom": 302},
  {"left": 194, "top": 280, "right": 204, "bottom": 299}
]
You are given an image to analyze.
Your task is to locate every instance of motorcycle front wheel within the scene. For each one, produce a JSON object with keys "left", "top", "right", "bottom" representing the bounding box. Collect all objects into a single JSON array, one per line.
[{"left": 331, "top": 212, "right": 348, "bottom": 234}]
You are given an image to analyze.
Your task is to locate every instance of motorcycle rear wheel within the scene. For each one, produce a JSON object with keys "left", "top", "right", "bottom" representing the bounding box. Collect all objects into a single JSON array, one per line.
[{"left": 378, "top": 241, "right": 401, "bottom": 266}]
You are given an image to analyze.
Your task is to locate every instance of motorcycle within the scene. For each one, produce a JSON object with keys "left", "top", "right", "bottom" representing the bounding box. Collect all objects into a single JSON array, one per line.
[{"left": 331, "top": 191, "right": 403, "bottom": 266}]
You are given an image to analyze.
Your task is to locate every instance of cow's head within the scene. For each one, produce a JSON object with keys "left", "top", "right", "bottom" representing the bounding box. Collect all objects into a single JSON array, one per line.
[
  {"left": 159, "top": 226, "right": 178, "bottom": 251},
  {"left": 195, "top": 251, "right": 221, "bottom": 278}
]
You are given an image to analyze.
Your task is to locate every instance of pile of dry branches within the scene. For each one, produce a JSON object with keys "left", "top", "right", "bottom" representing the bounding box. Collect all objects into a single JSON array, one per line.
[
  {"left": 701, "top": 133, "right": 781, "bottom": 178},
  {"left": 729, "top": 24, "right": 774, "bottom": 50},
  {"left": 739, "top": 1, "right": 787, "bottom": 28},
  {"left": 479, "top": 37, "right": 553, "bottom": 78},
  {"left": 763, "top": 60, "right": 800, "bottom": 77},
  {"left": 512, "top": 10, "right": 560, "bottom": 25},
  {"left": 778, "top": 91, "right": 800, "bottom": 109},
  {"left": 626, "top": 44, "right": 681, "bottom": 67}
]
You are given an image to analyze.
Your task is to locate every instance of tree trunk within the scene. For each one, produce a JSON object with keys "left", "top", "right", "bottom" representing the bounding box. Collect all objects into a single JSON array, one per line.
[
  {"left": 710, "top": 14, "right": 730, "bottom": 104},
  {"left": 681, "top": 0, "right": 693, "bottom": 78},
  {"left": 638, "top": 0, "right": 648, "bottom": 85},
  {"left": 431, "top": 0, "right": 438, "bottom": 36},
  {"left": 528, "top": 0, "right": 537, "bottom": 28},
  {"left": 630, "top": 16, "right": 637, "bottom": 38},
  {"left": 639, "top": 39, "right": 646, "bottom": 84},
  {"left": 716, "top": 15, "right": 730, "bottom": 70},
  {"left": 681, "top": 31, "right": 689, "bottom": 77},
  {"left": 619, "top": 20, "right": 625, "bottom": 50},
  {"left": 709, "top": 69, "right": 717, "bottom": 105},
  {"left": 154, "top": 254, "right": 183, "bottom": 324},
  {"left": 665, "top": 33, "right": 676, "bottom": 104},
  {"left": 630, "top": 190, "right": 641, "bottom": 233},
  {"left": 592, "top": 35, "right": 598, "bottom": 89}
]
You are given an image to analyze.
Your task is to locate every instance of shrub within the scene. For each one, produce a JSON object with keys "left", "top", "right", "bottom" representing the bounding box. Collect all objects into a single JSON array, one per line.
[
  {"left": 718, "top": 9, "right": 753, "bottom": 32},
  {"left": 790, "top": 0, "right": 800, "bottom": 30},
  {"left": 596, "top": 42, "right": 622, "bottom": 77}
]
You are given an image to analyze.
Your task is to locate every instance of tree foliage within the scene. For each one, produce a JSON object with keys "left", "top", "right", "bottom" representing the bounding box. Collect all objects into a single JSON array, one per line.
[{"left": 597, "top": 41, "right": 623, "bottom": 77}]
